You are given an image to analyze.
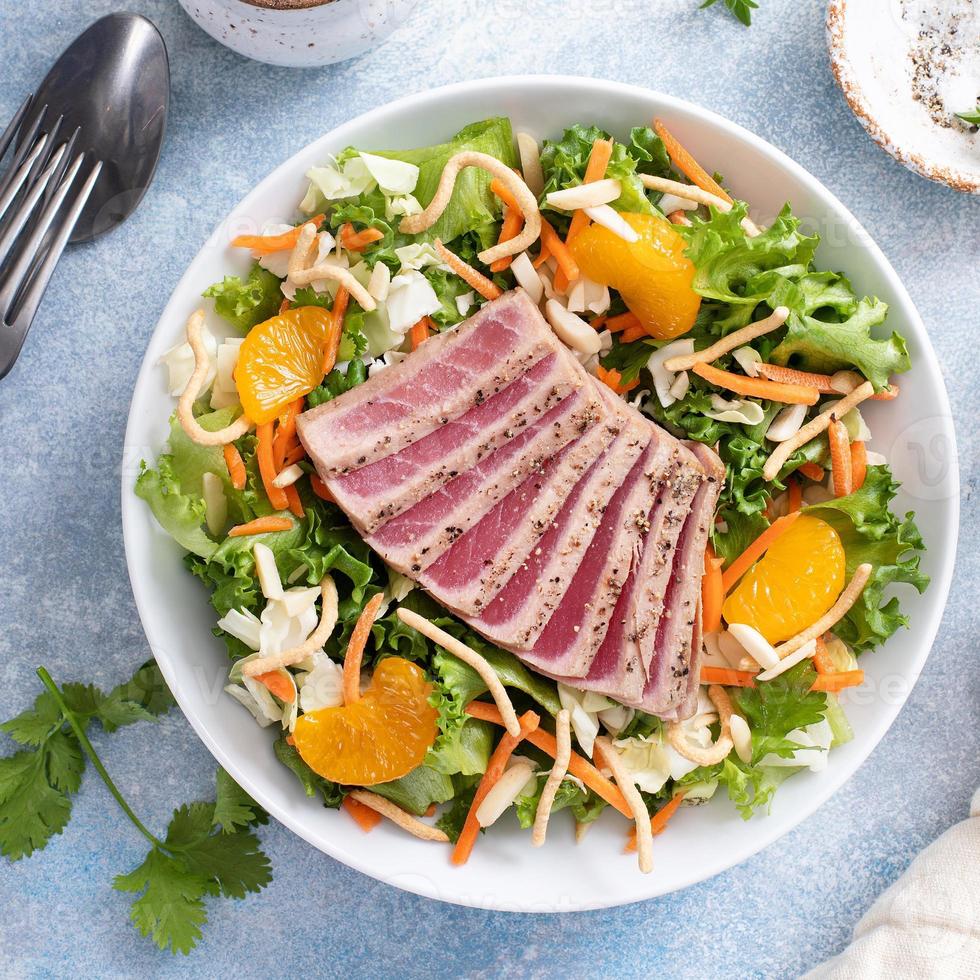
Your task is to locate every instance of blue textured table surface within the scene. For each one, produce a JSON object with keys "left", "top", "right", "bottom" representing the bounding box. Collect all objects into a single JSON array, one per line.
[{"left": 1, "top": 1, "right": 977, "bottom": 976}]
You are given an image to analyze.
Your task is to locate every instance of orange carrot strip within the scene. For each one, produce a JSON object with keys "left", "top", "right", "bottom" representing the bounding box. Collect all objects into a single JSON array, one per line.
[
  {"left": 668, "top": 210, "right": 692, "bottom": 227},
  {"left": 310, "top": 473, "right": 334, "bottom": 502},
  {"left": 409, "top": 315, "right": 432, "bottom": 351},
  {"left": 654, "top": 119, "right": 732, "bottom": 204},
  {"left": 812, "top": 636, "right": 837, "bottom": 675},
  {"left": 272, "top": 398, "right": 304, "bottom": 470},
  {"left": 343, "top": 795, "right": 382, "bottom": 832},
  {"left": 227, "top": 515, "right": 293, "bottom": 537},
  {"left": 829, "top": 419, "right": 853, "bottom": 498},
  {"left": 433, "top": 240, "right": 501, "bottom": 301},
  {"left": 321, "top": 287, "right": 348, "bottom": 376},
  {"left": 342, "top": 593, "right": 384, "bottom": 705},
  {"left": 278, "top": 298, "right": 291, "bottom": 315},
  {"left": 255, "top": 670, "right": 295, "bottom": 702},
  {"left": 590, "top": 315, "right": 608, "bottom": 331},
  {"left": 539, "top": 219, "right": 580, "bottom": 283},
  {"left": 283, "top": 442, "right": 307, "bottom": 467},
  {"left": 699, "top": 666, "right": 757, "bottom": 688},
  {"left": 721, "top": 512, "right": 801, "bottom": 593},
  {"left": 621, "top": 324, "right": 647, "bottom": 344},
  {"left": 798, "top": 462, "right": 825, "bottom": 482},
  {"left": 464, "top": 701, "right": 631, "bottom": 818},
  {"left": 625, "top": 790, "right": 687, "bottom": 851},
  {"left": 605, "top": 311, "right": 643, "bottom": 333},
  {"left": 340, "top": 222, "right": 385, "bottom": 252},
  {"left": 256, "top": 422, "right": 290, "bottom": 511},
  {"left": 452, "top": 710, "right": 541, "bottom": 866},
  {"left": 223, "top": 444, "right": 247, "bottom": 491},
  {"left": 787, "top": 476, "right": 802, "bottom": 514},
  {"left": 701, "top": 544, "right": 724, "bottom": 633},
  {"left": 850, "top": 440, "right": 868, "bottom": 491},
  {"left": 283, "top": 483, "right": 305, "bottom": 519},
  {"left": 811, "top": 670, "right": 865, "bottom": 693},
  {"left": 532, "top": 241, "right": 552, "bottom": 269},
  {"left": 490, "top": 206, "right": 525, "bottom": 273},
  {"left": 692, "top": 362, "right": 820, "bottom": 406},
  {"left": 232, "top": 215, "right": 325, "bottom": 255},
  {"left": 489, "top": 178, "right": 520, "bottom": 212},
  {"left": 424, "top": 803, "right": 437, "bottom": 818}
]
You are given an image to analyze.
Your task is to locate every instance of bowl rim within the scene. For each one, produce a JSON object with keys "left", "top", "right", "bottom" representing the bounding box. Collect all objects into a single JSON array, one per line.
[
  {"left": 121, "top": 74, "right": 959, "bottom": 911},
  {"left": 826, "top": 0, "right": 980, "bottom": 195}
]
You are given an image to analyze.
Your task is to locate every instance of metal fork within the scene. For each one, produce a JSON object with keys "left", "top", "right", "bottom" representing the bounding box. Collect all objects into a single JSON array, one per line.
[{"left": 0, "top": 96, "right": 103, "bottom": 380}]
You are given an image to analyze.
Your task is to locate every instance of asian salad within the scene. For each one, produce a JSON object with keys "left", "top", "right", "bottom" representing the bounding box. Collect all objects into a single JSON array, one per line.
[{"left": 138, "top": 116, "right": 927, "bottom": 872}]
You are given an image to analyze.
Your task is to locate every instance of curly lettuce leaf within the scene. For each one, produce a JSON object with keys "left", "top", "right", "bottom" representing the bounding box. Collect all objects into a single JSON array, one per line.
[{"left": 203, "top": 263, "right": 281, "bottom": 334}]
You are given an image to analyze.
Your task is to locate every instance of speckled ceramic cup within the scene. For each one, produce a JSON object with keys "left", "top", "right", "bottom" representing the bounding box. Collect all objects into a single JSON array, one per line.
[{"left": 177, "top": 0, "right": 417, "bottom": 67}]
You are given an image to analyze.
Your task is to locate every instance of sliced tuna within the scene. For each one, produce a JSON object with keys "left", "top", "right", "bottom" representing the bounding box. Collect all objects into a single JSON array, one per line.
[
  {"left": 419, "top": 408, "right": 621, "bottom": 616},
  {"left": 466, "top": 409, "right": 650, "bottom": 652},
  {"left": 297, "top": 289, "right": 566, "bottom": 477},
  {"left": 511, "top": 425, "right": 671, "bottom": 678},
  {"left": 326, "top": 351, "right": 581, "bottom": 535},
  {"left": 365, "top": 387, "right": 602, "bottom": 576},
  {"left": 635, "top": 441, "right": 724, "bottom": 718}
]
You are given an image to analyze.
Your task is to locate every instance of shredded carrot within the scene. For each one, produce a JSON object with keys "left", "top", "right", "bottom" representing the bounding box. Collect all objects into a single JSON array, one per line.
[
  {"left": 850, "top": 440, "right": 868, "bottom": 491},
  {"left": 464, "top": 701, "right": 631, "bottom": 818},
  {"left": 625, "top": 791, "right": 687, "bottom": 851},
  {"left": 590, "top": 315, "right": 608, "bottom": 331},
  {"left": 310, "top": 473, "right": 334, "bottom": 502},
  {"left": 812, "top": 636, "right": 837, "bottom": 675},
  {"left": 787, "top": 476, "right": 802, "bottom": 514},
  {"left": 424, "top": 803, "right": 437, "bottom": 818},
  {"left": 605, "top": 311, "right": 643, "bottom": 333},
  {"left": 409, "top": 315, "right": 432, "bottom": 351},
  {"left": 342, "top": 592, "right": 384, "bottom": 706},
  {"left": 433, "top": 240, "right": 501, "bottom": 301},
  {"left": 811, "top": 670, "right": 865, "bottom": 693},
  {"left": 283, "top": 483, "right": 305, "bottom": 519},
  {"left": 283, "top": 443, "right": 307, "bottom": 467},
  {"left": 272, "top": 398, "right": 303, "bottom": 470},
  {"left": 490, "top": 205, "right": 525, "bottom": 272},
  {"left": 798, "top": 462, "right": 825, "bottom": 482},
  {"left": 596, "top": 366, "right": 639, "bottom": 396},
  {"left": 343, "top": 795, "right": 382, "bottom": 832},
  {"left": 721, "top": 512, "right": 801, "bottom": 593},
  {"left": 692, "top": 362, "right": 820, "bottom": 406},
  {"left": 452, "top": 710, "right": 541, "bottom": 866},
  {"left": 699, "top": 666, "right": 757, "bottom": 688},
  {"left": 757, "top": 363, "right": 899, "bottom": 402},
  {"left": 621, "top": 324, "right": 648, "bottom": 344},
  {"left": 828, "top": 419, "right": 853, "bottom": 497},
  {"left": 256, "top": 421, "right": 290, "bottom": 511},
  {"left": 254, "top": 670, "right": 295, "bottom": 702},
  {"left": 339, "top": 222, "right": 385, "bottom": 252},
  {"left": 278, "top": 298, "right": 291, "bottom": 315},
  {"left": 231, "top": 215, "right": 325, "bottom": 255},
  {"left": 539, "top": 218, "right": 580, "bottom": 284},
  {"left": 668, "top": 210, "right": 692, "bottom": 226},
  {"left": 227, "top": 515, "right": 293, "bottom": 537},
  {"left": 489, "top": 178, "right": 520, "bottom": 212},
  {"left": 223, "top": 444, "right": 247, "bottom": 491},
  {"left": 532, "top": 241, "right": 552, "bottom": 269},
  {"left": 654, "top": 119, "right": 732, "bottom": 204},
  {"left": 321, "top": 287, "right": 347, "bottom": 376},
  {"left": 701, "top": 544, "right": 724, "bottom": 634}
]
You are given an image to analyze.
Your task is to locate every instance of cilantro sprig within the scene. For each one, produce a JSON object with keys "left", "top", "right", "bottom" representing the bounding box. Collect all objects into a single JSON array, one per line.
[
  {"left": 1, "top": 665, "right": 272, "bottom": 955},
  {"left": 955, "top": 104, "right": 980, "bottom": 127},
  {"left": 700, "top": 0, "right": 760, "bottom": 26}
]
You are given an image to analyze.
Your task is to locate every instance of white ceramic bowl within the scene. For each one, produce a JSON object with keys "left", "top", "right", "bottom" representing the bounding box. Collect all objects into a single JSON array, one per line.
[
  {"left": 177, "top": 0, "right": 417, "bottom": 68},
  {"left": 122, "top": 76, "right": 959, "bottom": 911}
]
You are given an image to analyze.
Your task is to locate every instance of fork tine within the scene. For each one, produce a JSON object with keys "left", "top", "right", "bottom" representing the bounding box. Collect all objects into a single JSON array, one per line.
[
  {"left": 0, "top": 94, "right": 33, "bottom": 166},
  {"left": 23, "top": 114, "right": 64, "bottom": 189},
  {"left": 0, "top": 156, "right": 101, "bottom": 379},
  {"left": 0, "top": 139, "right": 64, "bottom": 267},
  {"left": 0, "top": 133, "right": 49, "bottom": 227},
  {"left": 39, "top": 125, "right": 80, "bottom": 213},
  {"left": 0, "top": 103, "right": 46, "bottom": 203}
]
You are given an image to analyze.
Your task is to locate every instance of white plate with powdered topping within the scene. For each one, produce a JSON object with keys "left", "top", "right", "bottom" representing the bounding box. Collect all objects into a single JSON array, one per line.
[{"left": 828, "top": 0, "right": 980, "bottom": 193}]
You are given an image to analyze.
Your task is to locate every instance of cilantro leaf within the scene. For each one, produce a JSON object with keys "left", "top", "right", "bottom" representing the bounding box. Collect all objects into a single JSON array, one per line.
[
  {"left": 701, "top": 0, "right": 760, "bottom": 26},
  {"left": 0, "top": 749, "right": 73, "bottom": 859},
  {"left": 212, "top": 768, "right": 267, "bottom": 832},
  {"left": 956, "top": 105, "right": 980, "bottom": 126}
]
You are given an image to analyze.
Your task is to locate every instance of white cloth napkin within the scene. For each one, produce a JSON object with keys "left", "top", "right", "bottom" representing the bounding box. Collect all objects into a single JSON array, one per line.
[{"left": 805, "top": 789, "right": 980, "bottom": 979}]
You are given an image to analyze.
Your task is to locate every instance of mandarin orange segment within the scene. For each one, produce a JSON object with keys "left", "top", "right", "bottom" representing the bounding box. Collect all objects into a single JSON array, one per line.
[
  {"left": 235, "top": 306, "right": 335, "bottom": 424},
  {"left": 568, "top": 212, "right": 700, "bottom": 339},
  {"left": 292, "top": 657, "right": 438, "bottom": 786},
  {"left": 722, "top": 515, "right": 846, "bottom": 644}
]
